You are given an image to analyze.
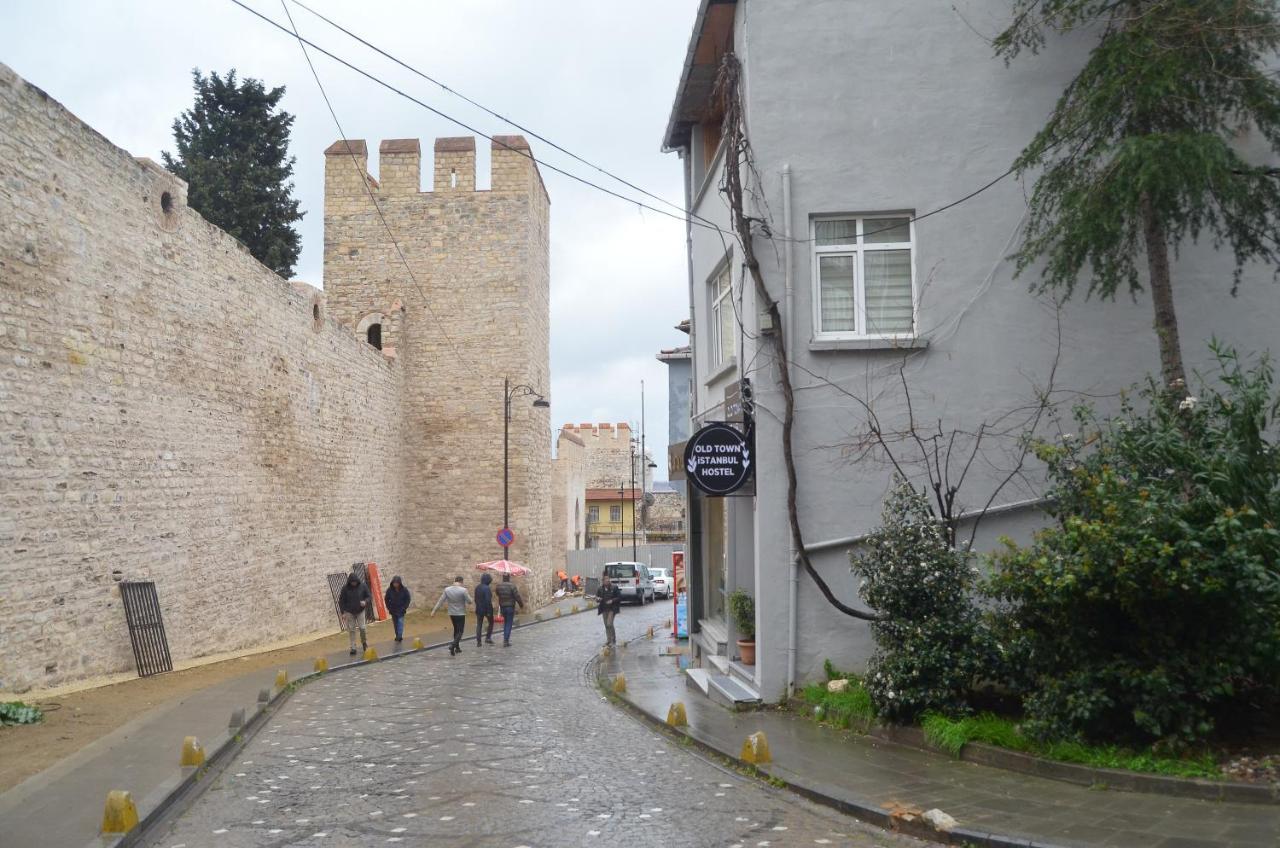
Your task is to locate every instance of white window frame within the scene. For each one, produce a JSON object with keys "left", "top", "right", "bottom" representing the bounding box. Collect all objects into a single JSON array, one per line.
[
  {"left": 609, "top": 504, "right": 622, "bottom": 523},
  {"left": 811, "top": 214, "right": 918, "bottom": 340},
  {"left": 588, "top": 505, "right": 600, "bottom": 524},
  {"left": 708, "top": 262, "right": 735, "bottom": 368}
]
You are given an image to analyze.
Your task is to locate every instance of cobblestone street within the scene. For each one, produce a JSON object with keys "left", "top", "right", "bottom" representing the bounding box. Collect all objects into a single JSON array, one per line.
[{"left": 146, "top": 606, "right": 921, "bottom": 848}]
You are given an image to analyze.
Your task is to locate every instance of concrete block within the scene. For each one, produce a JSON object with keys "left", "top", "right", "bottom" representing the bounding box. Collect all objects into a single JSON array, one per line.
[
  {"left": 100, "top": 790, "right": 138, "bottom": 834},
  {"left": 740, "top": 731, "right": 771, "bottom": 765},
  {"left": 228, "top": 707, "right": 245, "bottom": 730},
  {"left": 666, "top": 701, "right": 688, "bottom": 727},
  {"left": 257, "top": 688, "right": 270, "bottom": 704},
  {"left": 180, "top": 735, "right": 205, "bottom": 767}
]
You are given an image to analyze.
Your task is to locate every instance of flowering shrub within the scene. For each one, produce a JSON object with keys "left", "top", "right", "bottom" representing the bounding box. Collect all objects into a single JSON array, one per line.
[
  {"left": 852, "top": 481, "right": 992, "bottom": 721},
  {"left": 987, "top": 347, "right": 1280, "bottom": 748}
]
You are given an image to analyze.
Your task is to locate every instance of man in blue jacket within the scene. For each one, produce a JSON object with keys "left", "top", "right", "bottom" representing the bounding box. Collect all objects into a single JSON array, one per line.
[
  {"left": 474, "top": 573, "right": 495, "bottom": 647},
  {"left": 384, "top": 575, "right": 411, "bottom": 643}
]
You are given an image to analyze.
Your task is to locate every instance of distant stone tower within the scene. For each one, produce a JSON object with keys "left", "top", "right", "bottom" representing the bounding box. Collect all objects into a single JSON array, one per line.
[{"left": 323, "top": 135, "right": 552, "bottom": 603}]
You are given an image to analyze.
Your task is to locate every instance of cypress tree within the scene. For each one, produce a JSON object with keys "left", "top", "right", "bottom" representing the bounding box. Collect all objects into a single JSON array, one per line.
[
  {"left": 996, "top": 1, "right": 1280, "bottom": 389},
  {"left": 162, "top": 69, "right": 304, "bottom": 278}
]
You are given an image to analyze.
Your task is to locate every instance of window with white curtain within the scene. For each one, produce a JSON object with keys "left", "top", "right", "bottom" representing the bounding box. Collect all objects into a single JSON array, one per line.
[
  {"left": 812, "top": 215, "right": 916, "bottom": 338},
  {"left": 709, "top": 264, "right": 735, "bottom": 367}
]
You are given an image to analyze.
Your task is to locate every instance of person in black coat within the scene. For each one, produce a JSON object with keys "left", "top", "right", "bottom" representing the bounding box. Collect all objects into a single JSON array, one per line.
[
  {"left": 338, "top": 573, "right": 372, "bottom": 655},
  {"left": 595, "top": 573, "right": 622, "bottom": 647},
  {"left": 384, "top": 575, "right": 411, "bottom": 643},
  {"left": 474, "top": 572, "right": 495, "bottom": 647}
]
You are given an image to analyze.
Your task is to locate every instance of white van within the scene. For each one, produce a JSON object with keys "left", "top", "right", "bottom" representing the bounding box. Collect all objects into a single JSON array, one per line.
[{"left": 603, "top": 561, "right": 655, "bottom": 605}]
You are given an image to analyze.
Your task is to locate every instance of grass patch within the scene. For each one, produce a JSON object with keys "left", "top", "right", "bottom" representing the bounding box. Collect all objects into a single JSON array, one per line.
[
  {"left": 798, "top": 678, "right": 875, "bottom": 731},
  {"left": 920, "top": 712, "right": 1220, "bottom": 780}
]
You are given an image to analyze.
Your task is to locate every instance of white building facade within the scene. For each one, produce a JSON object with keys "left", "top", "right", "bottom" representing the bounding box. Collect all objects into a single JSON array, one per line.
[{"left": 664, "top": 0, "right": 1280, "bottom": 702}]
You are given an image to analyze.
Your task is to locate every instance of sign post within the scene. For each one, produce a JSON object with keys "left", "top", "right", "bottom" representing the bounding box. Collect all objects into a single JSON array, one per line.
[{"left": 683, "top": 422, "right": 753, "bottom": 497}]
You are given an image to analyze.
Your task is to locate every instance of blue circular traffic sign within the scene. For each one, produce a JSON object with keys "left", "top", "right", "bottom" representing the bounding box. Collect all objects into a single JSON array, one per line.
[{"left": 497, "top": 527, "right": 515, "bottom": 547}]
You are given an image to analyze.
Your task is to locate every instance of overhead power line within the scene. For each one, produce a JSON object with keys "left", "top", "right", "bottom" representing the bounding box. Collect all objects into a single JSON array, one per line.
[
  {"left": 286, "top": 0, "right": 695, "bottom": 222},
  {"left": 232, "top": 0, "right": 1017, "bottom": 248},
  {"left": 277, "top": 0, "right": 480, "bottom": 377}
]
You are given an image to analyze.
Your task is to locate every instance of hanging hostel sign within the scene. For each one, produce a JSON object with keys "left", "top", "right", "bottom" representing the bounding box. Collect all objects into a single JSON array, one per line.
[{"left": 684, "top": 422, "right": 753, "bottom": 496}]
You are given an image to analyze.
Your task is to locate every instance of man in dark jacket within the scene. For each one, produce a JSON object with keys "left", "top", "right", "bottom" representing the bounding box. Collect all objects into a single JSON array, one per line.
[
  {"left": 384, "top": 575, "right": 411, "bottom": 643},
  {"left": 494, "top": 574, "right": 525, "bottom": 647},
  {"left": 338, "top": 573, "right": 372, "bottom": 655},
  {"left": 595, "top": 573, "right": 622, "bottom": 647},
  {"left": 474, "top": 573, "right": 495, "bottom": 647}
]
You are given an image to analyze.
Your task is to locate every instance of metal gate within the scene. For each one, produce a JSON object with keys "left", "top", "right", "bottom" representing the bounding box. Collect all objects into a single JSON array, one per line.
[
  {"left": 119, "top": 581, "right": 173, "bottom": 677},
  {"left": 327, "top": 573, "right": 349, "bottom": 628}
]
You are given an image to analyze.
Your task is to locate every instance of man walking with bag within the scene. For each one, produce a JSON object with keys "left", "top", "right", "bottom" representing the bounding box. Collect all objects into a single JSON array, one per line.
[
  {"left": 338, "top": 572, "right": 372, "bottom": 656},
  {"left": 493, "top": 573, "right": 525, "bottom": 647}
]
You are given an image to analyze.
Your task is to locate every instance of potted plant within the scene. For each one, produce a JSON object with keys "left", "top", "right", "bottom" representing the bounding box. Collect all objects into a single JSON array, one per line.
[{"left": 728, "top": 589, "right": 756, "bottom": 665}]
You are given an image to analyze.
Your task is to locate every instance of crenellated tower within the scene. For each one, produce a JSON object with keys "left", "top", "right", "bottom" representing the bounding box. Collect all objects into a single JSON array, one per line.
[{"left": 323, "top": 135, "right": 552, "bottom": 603}]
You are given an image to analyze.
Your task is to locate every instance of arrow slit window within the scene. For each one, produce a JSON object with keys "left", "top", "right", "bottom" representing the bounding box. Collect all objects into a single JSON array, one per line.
[{"left": 812, "top": 215, "right": 916, "bottom": 339}]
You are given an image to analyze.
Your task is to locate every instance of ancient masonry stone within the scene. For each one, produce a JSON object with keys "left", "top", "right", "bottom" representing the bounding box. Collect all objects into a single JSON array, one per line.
[{"left": 0, "top": 62, "right": 551, "bottom": 694}]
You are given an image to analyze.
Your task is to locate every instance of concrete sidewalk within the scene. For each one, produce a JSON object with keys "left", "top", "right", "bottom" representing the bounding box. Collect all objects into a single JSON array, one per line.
[
  {"left": 0, "top": 596, "right": 587, "bottom": 848},
  {"left": 600, "top": 628, "right": 1280, "bottom": 848}
]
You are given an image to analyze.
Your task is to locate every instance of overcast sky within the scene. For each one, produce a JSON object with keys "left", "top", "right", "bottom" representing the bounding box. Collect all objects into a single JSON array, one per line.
[{"left": 1, "top": 0, "right": 697, "bottom": 478}]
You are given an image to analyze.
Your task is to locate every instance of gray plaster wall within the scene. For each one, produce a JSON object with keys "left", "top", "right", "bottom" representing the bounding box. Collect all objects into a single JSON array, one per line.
[{"left": 680, "top": 0, "right": 1280, "bottom": 700}]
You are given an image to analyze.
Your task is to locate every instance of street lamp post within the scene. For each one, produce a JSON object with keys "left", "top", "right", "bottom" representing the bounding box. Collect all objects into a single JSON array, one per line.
[
  {"left": 503, "top": 377, "right": 549, "bottom": 558},
  {"left": 630, "top": 439, "right": 638, "bottom": 560}
]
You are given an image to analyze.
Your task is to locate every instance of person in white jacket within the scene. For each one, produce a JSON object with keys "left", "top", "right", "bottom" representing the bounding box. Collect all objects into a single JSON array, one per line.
[{"left": 431, "top": 576, "right": 473, "bottom": 656}]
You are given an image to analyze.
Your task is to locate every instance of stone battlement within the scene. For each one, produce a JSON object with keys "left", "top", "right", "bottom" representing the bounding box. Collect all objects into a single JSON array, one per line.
[{"left": 323, "top": 135, "right": 546, "bottom": 197}]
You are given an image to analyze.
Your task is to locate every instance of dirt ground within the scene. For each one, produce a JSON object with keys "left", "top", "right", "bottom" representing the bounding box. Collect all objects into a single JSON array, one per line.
[{"left": 0, "top": 610, "right": 458, "bottom": 793}]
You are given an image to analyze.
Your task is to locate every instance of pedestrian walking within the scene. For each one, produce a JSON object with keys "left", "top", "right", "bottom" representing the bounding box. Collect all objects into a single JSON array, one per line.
[
  {"left": 596, "top": 572, "right": 622, "bottom": 647},
  {"left": 474, "top": 572, "right": 495, "bottom": 647},
  {"left": 338, "top": 572, "right": 372, "bottom": 656},
  {"left": 493, "top": 573, "right": 525, "bottom": 647},
  {"left": 384, "top": 575, "right": 411, "bottom": 643},
  {"left": 431, "top": 576, "right": 473, "bottom": 655}
]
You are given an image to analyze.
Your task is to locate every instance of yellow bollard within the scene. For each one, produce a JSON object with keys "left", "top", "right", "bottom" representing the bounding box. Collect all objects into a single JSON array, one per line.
[
  {"left": 555, "top": 608, "right": 562, "bottom": 618},
  {"left": 612, "top": 674, "right": 627, "bottom": 694},
  {"left": 601, "top": 645, "right": 612, "bottom": 657},
  {"left": 313, "top": 657, "right": 328, "bottom": 673},
  {"left": 647, "top": 626, "right": 654, "bottom": 639},
  {"left": 666, "top": 701, "right": 688, "bottom": 727},
  {"left": 570, "top": 604, "right": 579, "bottom": 613},
  {"left": 363, "top": 646, "right": 378, "bottom": 661},
  {"left": 740, "top": 731, "right": 772, "bottom": 765},
  {"left": 412, "top": 637, "right": 424, "bottom": 650},
  {"left": 180, "top": 736, "right": 205, "bottom": 767},
  {"left": 101, "top": 790, "right": 139, "bottom": 834},
  {"left": 534, "top": 612, "right": 543, "bottom": 621},
  {"left": 275, "top": 669, "right": 288, "bottom": 689}
]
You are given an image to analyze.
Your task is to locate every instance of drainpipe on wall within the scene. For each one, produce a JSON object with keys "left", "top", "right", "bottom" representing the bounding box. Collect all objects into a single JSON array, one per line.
[{"left": 781, "top": 163, "right": 798, "bottom": 699}]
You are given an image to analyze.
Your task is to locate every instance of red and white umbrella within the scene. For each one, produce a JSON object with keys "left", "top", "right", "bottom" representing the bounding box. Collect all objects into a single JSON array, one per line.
[{"left": 475, "top": 559, "right": 531, "bottom": 576}]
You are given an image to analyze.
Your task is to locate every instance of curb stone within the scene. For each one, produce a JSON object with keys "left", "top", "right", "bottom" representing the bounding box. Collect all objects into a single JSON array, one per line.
[
  {"left": 86, "top": 604, "right": 581, "bottom": 848},
  {"left": 591, "top": 650, "right": 1070, "bottom": 848}
]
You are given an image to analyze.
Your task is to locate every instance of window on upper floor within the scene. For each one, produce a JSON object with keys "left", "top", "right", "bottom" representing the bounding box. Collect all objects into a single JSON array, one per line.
[
  {"left": 610, "top": 505, "right": 622, "bottom": 523},
  {"left": 588, "top": 505, "right": 600, "bottom": 524},
  {"left": 709, "top": 264, "right": 735, "bottom": 368},
  {"left": 812, "top": 215, "right": 916, "bottom": 339}
]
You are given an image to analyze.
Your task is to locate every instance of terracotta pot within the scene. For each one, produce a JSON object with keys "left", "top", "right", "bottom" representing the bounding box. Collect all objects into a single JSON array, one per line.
[{"left": 737, "top": 638, "right": 756, "bottom": 666}]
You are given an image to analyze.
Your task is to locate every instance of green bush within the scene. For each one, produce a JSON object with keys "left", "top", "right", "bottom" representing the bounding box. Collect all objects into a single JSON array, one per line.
[
  {"left": 852, "top": 482, "right": 993, "bottom": 721},
  {"left": 0, "top": 701, "right": 44, "bottom": 725},
  {"left": 987, "top": 346, "right": 1280, "bottom": 748},
  {"left": 727, "top": 589, "right": 755, "bottom": 641}
]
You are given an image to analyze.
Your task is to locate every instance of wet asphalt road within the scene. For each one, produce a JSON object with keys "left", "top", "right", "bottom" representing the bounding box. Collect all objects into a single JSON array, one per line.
[{"left": 146, "top": 604, "right": 921, "bottom": 848}]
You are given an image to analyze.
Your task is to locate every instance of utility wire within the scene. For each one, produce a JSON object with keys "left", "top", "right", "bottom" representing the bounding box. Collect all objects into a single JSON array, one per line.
[
  {"left": 232, "top": 0, "right": 1017, "bottom": 247},
  {"left": 287, "top": 0, "right": 697, "bottom": 222},
  {"left": 277, "top": 0, "right": 480, "bottom": 377}
]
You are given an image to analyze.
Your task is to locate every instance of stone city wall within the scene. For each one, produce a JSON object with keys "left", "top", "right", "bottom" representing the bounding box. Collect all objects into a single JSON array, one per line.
[{"left": 0, "top": 64, "right": 407, "bottom": 693}]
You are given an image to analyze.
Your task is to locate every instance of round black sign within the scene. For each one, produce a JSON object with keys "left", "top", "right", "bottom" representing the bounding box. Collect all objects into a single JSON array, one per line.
[{"left": 684, "top": 422, "right": 752, "bottom": 496}]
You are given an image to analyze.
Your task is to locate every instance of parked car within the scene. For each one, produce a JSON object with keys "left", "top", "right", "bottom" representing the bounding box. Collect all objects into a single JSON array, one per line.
[
  {"left": 603, "top": 561, "right": 655, "bottom": 604},
  {"left": 649, "top": 567, "right": 672, "bottom": 599}
]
